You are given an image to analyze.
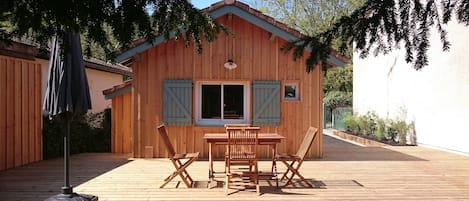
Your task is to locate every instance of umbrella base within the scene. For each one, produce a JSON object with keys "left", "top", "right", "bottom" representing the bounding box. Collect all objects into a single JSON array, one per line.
[{"left": 44, "top": 193, "right": 98, "bottom": 201}]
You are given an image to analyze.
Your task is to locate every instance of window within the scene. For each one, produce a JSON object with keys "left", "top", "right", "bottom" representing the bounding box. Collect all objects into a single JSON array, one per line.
[
  {"left": 283, "top": 81, "right": 300, "bottom": 101},
  {"left": 196, "top": 81, "right": 250, "bottom": 126}
]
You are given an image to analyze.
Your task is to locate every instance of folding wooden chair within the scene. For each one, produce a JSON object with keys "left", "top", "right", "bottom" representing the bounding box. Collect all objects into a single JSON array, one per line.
[
  {"left": 275, "top": 127, "right": 318, "bottom": 187},
  {"left": 225, "top": 126, "right": 260, "bottom": 195},
  {"left": 157, "top": 124, "right": 199, "bottom": 188}
]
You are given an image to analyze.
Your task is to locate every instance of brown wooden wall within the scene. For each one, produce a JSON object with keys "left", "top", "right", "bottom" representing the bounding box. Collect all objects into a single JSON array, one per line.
[
  {"left": 130, "top": 14, "right": 323, "bottom": 159},
  {"left": 111, "top": 91, "right": 132, "bottom": 154},
  {"left": 0, "top": 55, "right": 42, "bottom": 171}
]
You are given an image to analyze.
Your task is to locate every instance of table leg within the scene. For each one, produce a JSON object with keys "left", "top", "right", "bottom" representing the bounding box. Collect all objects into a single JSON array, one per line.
[
  {"left": 270, "top": 144, "right": 276, "bottom": 172},
  {"left": 271, "top": 144, "right": 279, "bottom": 187},
  {"left": 208, "top": 142, "right": 213, "bottom": 186}
]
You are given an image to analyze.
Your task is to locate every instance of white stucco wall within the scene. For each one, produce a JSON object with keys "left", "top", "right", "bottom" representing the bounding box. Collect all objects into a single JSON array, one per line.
[
  {"left": 40, "top": 58, "right": 125, "bottom": 113},
  {"left": 353, "top": 20, "right": 469, "bottom": 155}
]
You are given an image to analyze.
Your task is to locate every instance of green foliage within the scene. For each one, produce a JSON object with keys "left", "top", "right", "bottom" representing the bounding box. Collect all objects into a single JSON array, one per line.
[
  {"left": 43, "top": 109, "right": 111, "bottom": 159},
  {"left": 343, "top": 113, "right": 360, "bottom": 133},
  {"left": 0, "top": 0, "right": 227, "bottom": 60},
  {"left": 388, "top": 119, "right": 411, "bottom": 145},
  {"left": 253, "top": 0, "right": 364, "bottom": 60},
  {"left": 324, "top": 65, "right": 353, "bottom": 94},
  {"left": 323, "top": 65, "right": 353, "bottom": 111},
  {"left": 374, "top": 118, "right": 386, "bottom": 141},
  {"left": 356, "top": 111, "right": 377, "bottom": 135},
  {"left": 281, "top": 0, "right": 469, "bottom": 71},
  {"left": 341, "top": 110, "right": 413, "bottom": 145},
  {"left": 323, "top": 91, "right": 352, "bottom": 110}
]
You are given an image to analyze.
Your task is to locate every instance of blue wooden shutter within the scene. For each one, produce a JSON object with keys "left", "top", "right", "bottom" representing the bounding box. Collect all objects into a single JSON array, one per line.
[
  {"left": 252, "top": 81, "right": 280, "bottom": 126},
  {"left": 163, "top": 80, "right": 192, "bottom": 126}
]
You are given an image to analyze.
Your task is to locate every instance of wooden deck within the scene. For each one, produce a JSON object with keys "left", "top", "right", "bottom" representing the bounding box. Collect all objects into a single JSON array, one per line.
[{"left": 1, "top": 135, "right": 468, "bottom": 200}]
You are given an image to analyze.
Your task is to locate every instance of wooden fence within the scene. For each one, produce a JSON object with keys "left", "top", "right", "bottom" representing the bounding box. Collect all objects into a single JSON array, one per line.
[{"left": 0, "top": 55, "right": 42, "bottom": 171}]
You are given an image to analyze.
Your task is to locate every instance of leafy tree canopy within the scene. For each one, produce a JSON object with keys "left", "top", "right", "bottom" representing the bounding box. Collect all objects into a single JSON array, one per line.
[
  {"left": 282, "top": 0, "right": 469, "bottom": 71},
  {"left": 0, "top": 0, "right": 226, "bottom": 60},
  {"left": 324, "top": 65, "right": 353, "bottom": 94},
  {"left": 252, "top": 0, "right": 364, "bottom": 60}
]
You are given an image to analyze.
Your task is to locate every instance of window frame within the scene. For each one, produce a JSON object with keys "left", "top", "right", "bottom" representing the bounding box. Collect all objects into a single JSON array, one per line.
[
  {"left": 195, "top": 81, "right": 251, "bottom": 126},
  {"left": 282, "top": 80, "right": 300, "bottom": 101}
]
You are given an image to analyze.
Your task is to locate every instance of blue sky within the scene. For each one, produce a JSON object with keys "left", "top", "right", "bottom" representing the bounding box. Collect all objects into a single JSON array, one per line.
[{"left": 191, "top": 0, "right": 219, "bottom": 9}]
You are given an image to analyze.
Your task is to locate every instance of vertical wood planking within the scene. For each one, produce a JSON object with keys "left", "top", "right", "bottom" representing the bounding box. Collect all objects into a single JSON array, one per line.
[
  {"left": 115, "top": 96, "right": 123, "bottom": 153},
  {"left": 0, "top": 57, "right": 42, "bottom": 170},
  {"left": 122, "top": 93, "right": 131, "bottom": 153},
  {"left": 111, "top": 100, "right": 116, "bottom": 152},
  {"left": 28, "top": 63, "right": 35, "bottom": 162},
  {"left": 21, "top": 61, "right": 29, "bottom": 165},
  {"left": 36, "top": 63, "right": 42, "bottom": 161},
  {"left": 154, "top": 44, "right": 165, "bottom": 157},
  {"left": 147, "top": 48, "right": 157, "bottom": 156},
  {"left": 131, "top": 59, "right": 140, "bottom": 157},
  {"left": 28, "top": 63, "right": 35, "bottom": 163},
  {"left": 140, "top": 51, "right": 149, "bottom": 155},
  {"left": 6, "top": 59, "right": 15, "bottom": 168},
  {"left": 14, "top": 60, "right": 22, "bottom": 166},
  {"left": 0, "top": 58, "right": 6, "bottom": 170}
]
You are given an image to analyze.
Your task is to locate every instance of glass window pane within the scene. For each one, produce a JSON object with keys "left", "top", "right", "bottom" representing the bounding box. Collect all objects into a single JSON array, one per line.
[
  {"left": 285, "top": 85, "right": 296, "bottom": 98},
  {"left": 223, "top": 85, "right": 244, "bottom": 119},
  {"left": 202, "top": 85, "right": 221, "bottom": 119}
]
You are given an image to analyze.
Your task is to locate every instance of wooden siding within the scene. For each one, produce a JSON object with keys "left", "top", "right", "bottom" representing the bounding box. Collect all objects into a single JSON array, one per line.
[
  {"left": 111, "top": 91, "right": 132, "bottom": 154},
  {"left": 0, "top": 55, "right": 42, "bottom": 171},
  {"left": 130, "top": 15, "right": 323, "bottom": 159}
]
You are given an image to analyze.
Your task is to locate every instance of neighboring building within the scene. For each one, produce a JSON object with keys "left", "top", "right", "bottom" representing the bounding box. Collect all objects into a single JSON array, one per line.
[
  {"left": 111, "top": 0, "right": 348, "bottom": 159},
  {"left": 39, "top": 56, "right": 131, "bottom": 114},
  {"left": 353, "top": 19, "right": 469, "bottom": 155}
]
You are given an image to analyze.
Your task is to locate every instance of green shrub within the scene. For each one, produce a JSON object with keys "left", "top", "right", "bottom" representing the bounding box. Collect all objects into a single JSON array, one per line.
[
  {"left": 356, "top": 111, "right": 377, "bottom": 135},
  {"left": 343, "top": 113, "right": 360, "bottom": 133},
  {"left": 374, "top": 118, "right": 387, "bottom": 141},
  {"left": 389, "top": 119, "right": 410, "bottom": 145},
  {"left": 43, "top": 109, "right": 111, "bottom": 159}
]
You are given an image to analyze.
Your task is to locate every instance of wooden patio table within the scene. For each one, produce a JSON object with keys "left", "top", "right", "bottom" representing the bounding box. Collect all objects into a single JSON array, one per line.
[{"left": 203, "top": 133, "right": 285, "bottom": 184}]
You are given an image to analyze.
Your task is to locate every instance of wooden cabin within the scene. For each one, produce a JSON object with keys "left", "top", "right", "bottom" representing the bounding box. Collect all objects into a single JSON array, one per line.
[{"left": 109, "top": 0, "right": 348, "bottom": 159}]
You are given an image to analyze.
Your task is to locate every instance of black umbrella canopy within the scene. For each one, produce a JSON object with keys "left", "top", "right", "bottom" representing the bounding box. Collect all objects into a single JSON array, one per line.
[
  {"left": 43, "top": 32, "right": 91, "bottom": 120},
  {"left": 43, "top": 32, "right": 96, "bottom": 201}
]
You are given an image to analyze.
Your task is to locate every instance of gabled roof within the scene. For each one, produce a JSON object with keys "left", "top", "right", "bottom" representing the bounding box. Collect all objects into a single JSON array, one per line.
[
  {"left": 114, "top": 0, "right": 349, "bottom": 66},
  {"left": 1, "top": 39, "right": 132, "bottom": 76},
  {"left": 84, "top": 57, "right": 132, "bottom": 76}
]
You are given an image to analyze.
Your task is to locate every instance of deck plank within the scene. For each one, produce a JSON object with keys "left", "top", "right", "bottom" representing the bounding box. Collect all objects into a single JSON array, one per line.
[{"left": 0, "top": 135, "right": 468, "bottom": 200}]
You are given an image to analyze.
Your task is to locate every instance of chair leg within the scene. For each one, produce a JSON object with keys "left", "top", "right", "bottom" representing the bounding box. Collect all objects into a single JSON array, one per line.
[
  {"left": 160, "top": 158, "right": 196, "bottom": 188},
  {"left": 280, "top": 160, "right": 296, "bottom": 181},
  {"left": 281, "top": 160, "right": 312, "bottom": 187},
  {"left": 225, "top": 165, "right": 230, "bottom": 195}
]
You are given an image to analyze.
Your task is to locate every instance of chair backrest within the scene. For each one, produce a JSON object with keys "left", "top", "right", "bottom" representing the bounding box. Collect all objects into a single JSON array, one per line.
[
  {"left": 295, "top": 127, "right": 318, "bottom": 159},
  {"left": 224, "top": 123, "right": 251, "bottom": 127},
  {"left": 226, "top": 126, "right": 260, "bottom": 160},
  {"left": 157, "top": 124, "right": 176, "bottom": 157}
]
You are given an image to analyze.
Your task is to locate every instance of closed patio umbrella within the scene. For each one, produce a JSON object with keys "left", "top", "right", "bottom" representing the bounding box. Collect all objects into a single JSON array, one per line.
[{"left": 43, "top": 32, "right": 97, "bottom": 201}]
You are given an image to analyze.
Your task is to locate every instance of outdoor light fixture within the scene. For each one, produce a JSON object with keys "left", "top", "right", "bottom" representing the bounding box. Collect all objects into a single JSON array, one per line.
[{"left": 224, "top": 59, "right": 237, "bottom": 70}]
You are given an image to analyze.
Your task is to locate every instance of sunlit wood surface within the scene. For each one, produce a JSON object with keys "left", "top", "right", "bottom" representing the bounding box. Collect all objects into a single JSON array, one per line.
[{"left": 1, "top": 135, "right": 468, "bottom": 200}]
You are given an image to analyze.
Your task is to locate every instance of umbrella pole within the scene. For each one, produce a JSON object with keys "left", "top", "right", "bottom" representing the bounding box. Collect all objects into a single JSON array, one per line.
[{"left": 62, "top": 119, "right": 73, "bottom": 195}]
